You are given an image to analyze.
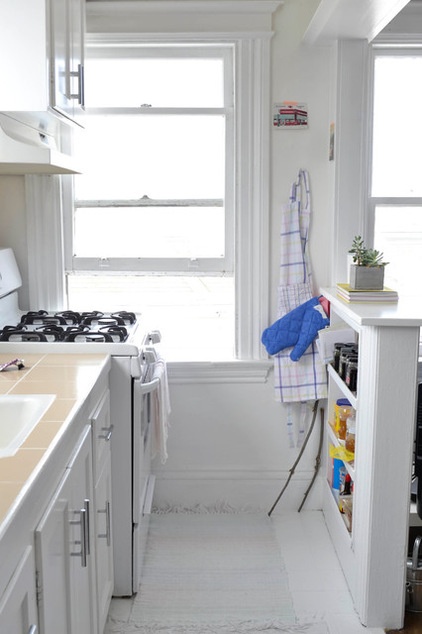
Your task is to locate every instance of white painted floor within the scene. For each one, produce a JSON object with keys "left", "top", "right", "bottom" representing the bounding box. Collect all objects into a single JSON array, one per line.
[
  {"left": 107, "top": 511, "right": 386, "bottom": 634},
  {"left": 271, "top": 511, "right": 385, "bottom": 634}
]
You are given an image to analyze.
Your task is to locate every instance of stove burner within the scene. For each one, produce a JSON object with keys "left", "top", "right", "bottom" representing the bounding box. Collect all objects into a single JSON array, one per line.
[
  {"left": 81, "top": 316, "right": 126, "bottom": 327},
  {"left": 99, "top": 325, "right": 128, "bottom": 342},
  {"left": 65, "top": 331, "right": 115, "bottom": 343},
  {"left": 0, "top": 328, "right": 48, "bottom": 342},
  {"left": 54, "top": 311, "right": 81, "bottom": 325},
  {"left": 20, "top": 314, "right": 68, "bottom": 326},
  {"left": 111, "top": 311, "right": 136, "bottom": 325},
  {"left": 81, "top": 311, "right": 104, "bottom": 320}
]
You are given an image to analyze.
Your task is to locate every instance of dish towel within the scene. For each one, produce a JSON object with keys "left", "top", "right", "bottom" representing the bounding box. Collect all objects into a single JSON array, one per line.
[
  {"left": 151, "top": 356, "right": 171, "bottom": 464},
  {"left": 272, "top": 170, "right": 328, "bottom": 445}
]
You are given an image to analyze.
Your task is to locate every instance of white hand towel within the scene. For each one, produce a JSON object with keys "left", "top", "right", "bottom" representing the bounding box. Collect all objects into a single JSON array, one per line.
[{"left": 151, "top": 357, "right": 171, "bottom": 464}]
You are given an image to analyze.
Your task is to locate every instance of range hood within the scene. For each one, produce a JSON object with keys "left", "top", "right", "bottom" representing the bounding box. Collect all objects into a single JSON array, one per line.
[{"left": 0, "top": 113, "right": 82, "bottom": 175}]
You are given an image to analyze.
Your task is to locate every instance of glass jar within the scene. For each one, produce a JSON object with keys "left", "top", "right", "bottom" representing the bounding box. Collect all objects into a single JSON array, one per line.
[
  {"left": 335, "top": 398, "right": 352, "bottom": 438},
  {"left": 346, "top": 414, "right": 356, "bottom": 454},
  {"left": 333, "top": 343, "right": 346, "bottom": 372},
  {"left": 345, "top": 356, "right": 358, "bottom": 392},
  {"left": 339, "top": 346, "right": 356, "bottom": 380}
]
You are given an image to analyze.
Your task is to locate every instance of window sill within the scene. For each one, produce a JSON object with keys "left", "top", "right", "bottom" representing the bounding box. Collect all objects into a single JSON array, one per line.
[{"left": 167, "top": 359, "right": 272, "bottom": 383}]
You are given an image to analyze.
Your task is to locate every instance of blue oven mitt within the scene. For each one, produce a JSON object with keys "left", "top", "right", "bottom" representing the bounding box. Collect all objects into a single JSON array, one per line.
[
  {"left": 290, "top": 301, "right": 329, "bottom": 361},
  {"left": 261, "top": 296, "right": 329, "bottom": 359}
]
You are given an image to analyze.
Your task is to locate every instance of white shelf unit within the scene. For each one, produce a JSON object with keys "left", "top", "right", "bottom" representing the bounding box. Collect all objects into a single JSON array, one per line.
[{"left": 321, "top": 288, "right": 422, "bottom": 630}]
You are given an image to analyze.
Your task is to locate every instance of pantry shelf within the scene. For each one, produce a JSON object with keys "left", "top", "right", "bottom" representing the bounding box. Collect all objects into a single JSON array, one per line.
[
  {"left": 327, "top": 423, "right": 355, "bottom": 481},
  {"left": 327, "top": 363, "right": 357, "bottom": 409}
]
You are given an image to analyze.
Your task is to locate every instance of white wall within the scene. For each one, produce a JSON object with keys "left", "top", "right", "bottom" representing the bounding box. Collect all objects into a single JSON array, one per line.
[{"left": 0, "top": 175, "right": 30, "bottom": 307}]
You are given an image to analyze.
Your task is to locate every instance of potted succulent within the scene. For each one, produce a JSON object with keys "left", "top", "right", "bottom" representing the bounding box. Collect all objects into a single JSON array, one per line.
[{"left": 348, "top": 235, "right": 388, "bottom": 290}]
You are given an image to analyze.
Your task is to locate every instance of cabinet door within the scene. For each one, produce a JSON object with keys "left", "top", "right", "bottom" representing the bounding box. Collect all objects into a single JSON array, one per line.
[
  {"left": 69, "top": 0, "right": 85, "bottom": 116},
  {"left": 35, "top": 427, "right": 97, "bottom": 634},
  {"left": 68, "top": 427, "right": 97, "bottom": 634},
  {"left": 50, "top": 0, "right": 85, "bottom": 120},
  {"left": 95, "top": 452, "right": 114, "bottom": 634},
  {"left": 35, "top": 468, "right": 72, "bottom": 634},
  {"left": 50, "top": 0, "right": 70, "bottom": 115},
  {"left": 91, "top": 389, "right": 114, "bottom": 632},
  {"left": 0, "top": 546, "right": 38, "bottom": 634}
]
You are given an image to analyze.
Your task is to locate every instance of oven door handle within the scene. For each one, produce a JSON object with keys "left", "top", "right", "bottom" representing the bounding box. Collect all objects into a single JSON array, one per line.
[{"left": 139, "top": 376, "right": 160, "bottom": 395}]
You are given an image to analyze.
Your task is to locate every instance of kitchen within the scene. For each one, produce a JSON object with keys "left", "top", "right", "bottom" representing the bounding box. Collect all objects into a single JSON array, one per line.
[{"left": 0, "top": 0, "right": 421, "bottom": 633}]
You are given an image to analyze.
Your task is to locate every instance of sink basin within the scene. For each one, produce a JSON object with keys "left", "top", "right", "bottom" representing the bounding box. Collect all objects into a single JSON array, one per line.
[{"left": 0, "top": 394, "right": 56, "bottom": 458}]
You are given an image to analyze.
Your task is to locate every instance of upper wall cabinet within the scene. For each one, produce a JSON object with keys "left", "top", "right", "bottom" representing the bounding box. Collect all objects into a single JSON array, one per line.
[{"left": 0, "top": 0, "right": 85, "bottom": 132}]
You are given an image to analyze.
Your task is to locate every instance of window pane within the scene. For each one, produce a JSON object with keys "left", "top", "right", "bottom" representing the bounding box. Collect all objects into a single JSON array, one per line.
[
  {"left": 74, "top": 115, "right": 225, "bottom": 200},
  {"left": 67, "top": 274, "right": 235, "bottom": 361},
  {"left": 374, "top": 205, "right": 422, "bottom": 295},
  {"left": 372, "top": 55, "right": 422, "bottom": 196},
  {"left": 74, "top": 206, "right": 225, "bottom": 258},
  {"left": 85, "top": 57, "right": 225, "bottom": 108}
]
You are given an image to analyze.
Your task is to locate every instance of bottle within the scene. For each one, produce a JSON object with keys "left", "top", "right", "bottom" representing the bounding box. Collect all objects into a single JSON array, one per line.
[
  {"left": 346, "top": 413, "right": 356, "bottom": 454},
  {"left": 335, "top": 398, "right": 351, "bottom": 438}
]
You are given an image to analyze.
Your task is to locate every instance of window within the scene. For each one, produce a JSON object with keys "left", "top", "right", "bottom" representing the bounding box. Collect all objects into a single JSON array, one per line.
[
  {"left": 67, "top": 45, "right": 235, "bottom": 360},
  {"left": 370, "top": 45, "right": 422, "bottom": 297}
]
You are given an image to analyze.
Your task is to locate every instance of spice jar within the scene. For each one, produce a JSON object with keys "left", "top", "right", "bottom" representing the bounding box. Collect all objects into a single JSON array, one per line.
[
  {"left": 345, "top": 413, "right": 356, "bottom": 454},
  {"left": 345, "top": 356, "right": 358, "bottom": 392},
  {"left": 333, "top": 343, "right": 347, "bottom": 372},
  {"left": 335, "top": 398, "right": 352, "bottom": 438},
  {"left": 338, "top": 408, "right": 350, "bottom": 441},
  {"left": 339, "top": 345, "right": 358, "bottom": 380}
]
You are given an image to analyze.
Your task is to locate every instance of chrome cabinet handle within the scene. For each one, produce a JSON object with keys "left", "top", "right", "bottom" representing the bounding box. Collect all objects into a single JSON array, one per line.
[
  {"left": 70, "top": 508, "right": 87, "bottom": 567},
  {"left": 99, "top": 424, "right": 114, "bottom": 442},
  {"left": 98, "top": 500, "right": 112, "bottom": 547},
  {"left": 28, "top": 626, "right": 37, "bottom": 634},
  {"left": 69, "top": 63, "right": 85, "bottom": 106},
  {"left": 84, "top": 499, "right": 91, "bottom": 556}
]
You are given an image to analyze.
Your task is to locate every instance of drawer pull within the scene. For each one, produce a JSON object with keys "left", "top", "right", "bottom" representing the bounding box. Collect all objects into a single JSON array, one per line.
[
  {"left": 98, "top": 500, "right": 112, "bottom": 547},
  {"left": 70, "top": 509, "right": 87, "bottom": 567},
  {"left": 99, "top": 424, "right": 114, "bottom": 442}
]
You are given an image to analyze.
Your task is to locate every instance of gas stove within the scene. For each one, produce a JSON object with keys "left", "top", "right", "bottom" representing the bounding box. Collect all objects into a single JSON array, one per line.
[{"left": 0, "top": 247, "right": 150, "bottom": 361}]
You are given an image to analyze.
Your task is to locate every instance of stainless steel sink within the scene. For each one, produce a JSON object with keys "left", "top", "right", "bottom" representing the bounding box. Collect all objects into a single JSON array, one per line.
[{"left": 0, "top": 394, "right": 56, "bottom": 458}]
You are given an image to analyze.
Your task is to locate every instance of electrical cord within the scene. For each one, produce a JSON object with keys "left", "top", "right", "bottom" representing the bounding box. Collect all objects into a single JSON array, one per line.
[{"left": 268, "top": 400, "right": 322, "bottom": 517}]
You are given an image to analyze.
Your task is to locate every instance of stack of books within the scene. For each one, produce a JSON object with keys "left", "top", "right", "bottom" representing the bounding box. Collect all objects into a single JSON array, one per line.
[{"left": 337, "top": 283, "right": 399, "bottom": 303}]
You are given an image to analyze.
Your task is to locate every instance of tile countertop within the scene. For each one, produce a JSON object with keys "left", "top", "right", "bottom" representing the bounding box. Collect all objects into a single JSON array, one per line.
[{"left": 0, "top": 353, "right": 110, "bottom": 530}]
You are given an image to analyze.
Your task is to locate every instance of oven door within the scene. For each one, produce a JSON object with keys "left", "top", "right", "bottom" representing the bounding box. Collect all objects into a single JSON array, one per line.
[{"left": 132, "top": 373, "right": 159, "bottom": 592}]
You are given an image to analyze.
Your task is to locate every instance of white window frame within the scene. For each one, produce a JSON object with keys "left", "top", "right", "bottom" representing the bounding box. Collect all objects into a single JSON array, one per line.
[
  {"left": 71, "top": 43, "right": 234, "bottom": 275},
  {"left": 368, "top": 38, "right": 422, "bottom": 246},
  {"left": 26, "top": 1, "right": 281, "bottom": 366}
]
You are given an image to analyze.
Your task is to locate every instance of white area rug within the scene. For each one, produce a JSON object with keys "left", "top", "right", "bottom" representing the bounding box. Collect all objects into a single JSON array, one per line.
[{"left": 106, "top": 512, "right": 329, "bottom": 634}]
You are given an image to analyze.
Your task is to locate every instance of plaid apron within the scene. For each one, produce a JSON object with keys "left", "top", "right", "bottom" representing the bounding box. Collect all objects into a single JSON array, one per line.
[{"left": 273, "top": 170, "right": 327, "bottom": 444}]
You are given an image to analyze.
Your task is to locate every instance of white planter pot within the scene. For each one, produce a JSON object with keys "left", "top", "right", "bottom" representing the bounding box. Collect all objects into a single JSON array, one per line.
[{"left": 349, "top": 265, "right": 385, "bottom": 290}]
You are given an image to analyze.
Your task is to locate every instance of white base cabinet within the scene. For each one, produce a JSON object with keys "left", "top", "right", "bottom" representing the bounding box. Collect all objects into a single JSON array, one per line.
[{"left": 321, "top": 288, "right": 422, "bottom": 630}]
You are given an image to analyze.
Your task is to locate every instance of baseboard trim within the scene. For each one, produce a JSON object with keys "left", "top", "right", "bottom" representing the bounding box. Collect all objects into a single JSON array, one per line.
[{"left": 151, "top": 471, "right": 324, "bottom": 513}]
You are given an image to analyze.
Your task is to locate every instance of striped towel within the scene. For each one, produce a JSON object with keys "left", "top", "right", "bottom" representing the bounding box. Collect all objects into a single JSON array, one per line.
[{"left": 273, "top": 170, "right": 327, "bottom": 406}]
